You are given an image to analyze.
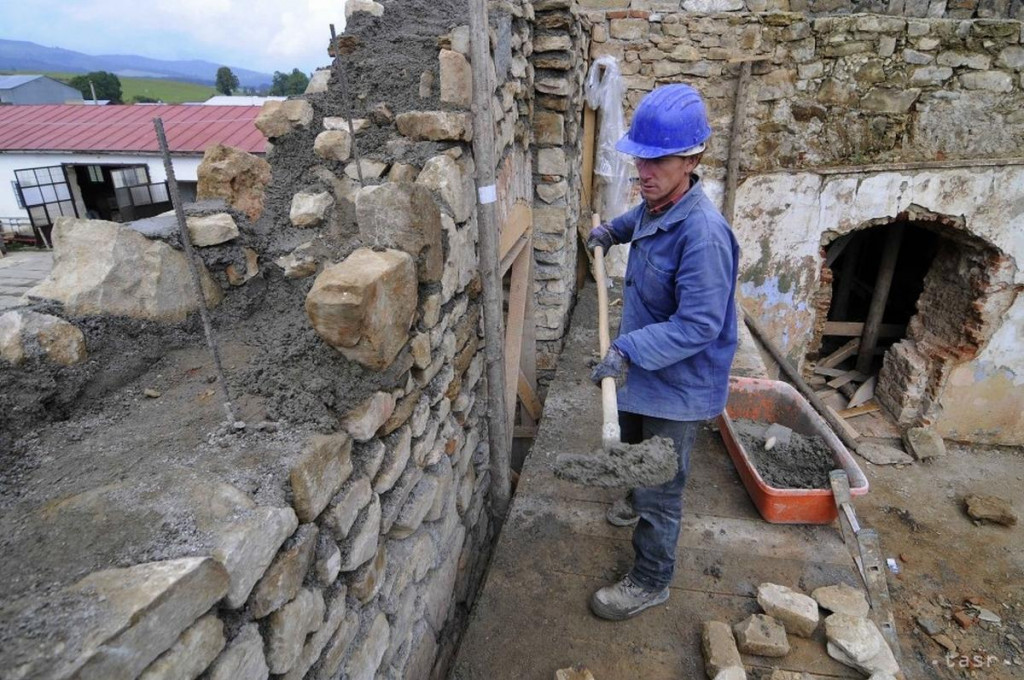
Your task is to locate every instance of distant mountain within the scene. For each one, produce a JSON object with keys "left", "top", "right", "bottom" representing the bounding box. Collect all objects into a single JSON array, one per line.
[{"left": 0, "top": 39, "right": 274, "bottom": 88}]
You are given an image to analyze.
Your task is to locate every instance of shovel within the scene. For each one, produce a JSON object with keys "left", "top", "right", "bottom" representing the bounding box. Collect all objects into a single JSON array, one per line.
[{"left": 551, "top": 215, "right": 677, "bottom": 489}]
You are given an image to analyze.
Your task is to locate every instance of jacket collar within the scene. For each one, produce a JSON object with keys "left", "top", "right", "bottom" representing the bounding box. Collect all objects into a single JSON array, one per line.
[{"left": 635, "top": 174, "right": 705, "bottom": 239}]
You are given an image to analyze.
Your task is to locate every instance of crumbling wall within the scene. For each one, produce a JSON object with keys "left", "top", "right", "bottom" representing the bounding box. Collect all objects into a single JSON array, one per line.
[{"left": 0, "top": 2, "right": 541, "bottom": 680}]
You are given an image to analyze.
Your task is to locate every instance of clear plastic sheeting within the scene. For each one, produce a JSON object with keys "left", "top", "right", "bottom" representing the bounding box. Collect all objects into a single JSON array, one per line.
[{"left": 584, "top": 56, "right": 632, "bottom": 277}]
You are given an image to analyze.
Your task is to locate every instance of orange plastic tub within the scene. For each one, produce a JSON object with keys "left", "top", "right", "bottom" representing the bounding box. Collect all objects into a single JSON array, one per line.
[{"left": 718, "top": 376, "right": 869, "bottom": 524}]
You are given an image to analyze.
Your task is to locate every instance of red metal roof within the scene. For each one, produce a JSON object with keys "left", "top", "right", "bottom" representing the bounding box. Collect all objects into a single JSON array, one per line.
[{"left": 0, "top": 104, "right": 267, "bottom": 155}]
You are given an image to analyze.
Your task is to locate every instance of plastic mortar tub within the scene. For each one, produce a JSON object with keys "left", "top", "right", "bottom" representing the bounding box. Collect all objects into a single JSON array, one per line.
[{"left": 717, "top": 376, "right": 869, "bottom": 524}]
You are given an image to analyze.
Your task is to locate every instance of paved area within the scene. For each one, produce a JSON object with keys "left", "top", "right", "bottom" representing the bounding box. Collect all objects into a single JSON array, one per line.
[
  {"left": 452, "top": 283, "right": 863, "bottom": 679},
  {"left": 0, "top": 250, "right": 52, "bottom": 311}
]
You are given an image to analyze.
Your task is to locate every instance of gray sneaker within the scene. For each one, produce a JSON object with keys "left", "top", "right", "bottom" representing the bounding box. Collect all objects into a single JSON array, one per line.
[
  {"left": 590, "top": 574, "right": 670, "bottom": 621},
  {"left": 606, "top": 496, "right": 639, "bottom": 527}
]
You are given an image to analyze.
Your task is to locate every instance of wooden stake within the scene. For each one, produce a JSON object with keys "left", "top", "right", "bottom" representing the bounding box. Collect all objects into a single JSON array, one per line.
[
  {"left": 722, "top": 60, "right": 751, "bottom": 224},
  {"left": 856, "top": 224, "right": 904, "bottom": 375}
]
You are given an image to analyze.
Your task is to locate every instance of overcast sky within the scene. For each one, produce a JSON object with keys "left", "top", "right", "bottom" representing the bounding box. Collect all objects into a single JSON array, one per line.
[{"left": 0, "top": 0, "right": 346, "bottom": 75}]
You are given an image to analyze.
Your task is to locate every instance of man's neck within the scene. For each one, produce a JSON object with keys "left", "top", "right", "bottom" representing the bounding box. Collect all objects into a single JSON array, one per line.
[{"left": 645, "top": 174, "right": 695, "bottom": 215}]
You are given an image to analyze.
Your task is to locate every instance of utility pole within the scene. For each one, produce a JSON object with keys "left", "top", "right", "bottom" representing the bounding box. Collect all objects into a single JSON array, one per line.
[{"left": 89, "top": 81, "right": 98, "bottom": 105}]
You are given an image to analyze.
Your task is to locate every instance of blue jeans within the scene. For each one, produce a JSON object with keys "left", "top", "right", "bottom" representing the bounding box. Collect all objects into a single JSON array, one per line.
[{"left": 620, "top": 411, "right": 701, "bottom": 591}]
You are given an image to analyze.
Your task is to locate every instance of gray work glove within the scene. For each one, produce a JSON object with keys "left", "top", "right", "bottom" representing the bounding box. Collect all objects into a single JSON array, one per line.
[
  {"left": 587, "top": 223, "right": 615, "bottom": 252},
  {"left": 591, "top": 346, "right": 629, "bottom": 387}
]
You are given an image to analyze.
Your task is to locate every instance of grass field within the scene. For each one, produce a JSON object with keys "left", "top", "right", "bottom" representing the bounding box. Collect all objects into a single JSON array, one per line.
[{"left": 2, "top": 71, "right": 217, "bottom": 104}]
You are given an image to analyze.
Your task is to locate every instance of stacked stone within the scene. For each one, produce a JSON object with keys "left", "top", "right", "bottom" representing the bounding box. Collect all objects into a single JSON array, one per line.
[
  {"left": 581, "top": 11, "right": 1024, "bottom": 174},
  {"left": 531, "top": 0, "right": 590, "bottom": 371},
  {"left": 576, "top": 0, "right": 1021, "bottom": 19}
]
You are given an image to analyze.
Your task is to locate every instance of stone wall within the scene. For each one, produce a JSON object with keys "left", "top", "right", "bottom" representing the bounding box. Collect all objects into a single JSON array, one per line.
[
  {"left": 578, "top": 0, "right": 1023, "bottom": 19},
  {"left": 1, "top": 3, "right": 543, "bottom": 680},
  {"left": 531, "top": 0, "right": 591, "bottom": 370}
]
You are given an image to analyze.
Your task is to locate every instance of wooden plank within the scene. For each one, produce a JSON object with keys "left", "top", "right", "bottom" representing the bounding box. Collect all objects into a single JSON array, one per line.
[
  {"left": 848, "top": 375, "right": 877, "bottom": 409},
  {"left": 513, "top": 424, "right": 538, "bottom": 439},
  {"left": 838, "top": 401, "right": 880, "bottom": 418},
  {"left": 498, "top": 202, "right": 531, "bottom": 262},
  {"left": 827, "top": 406, "right": 861, "bottom": 442},
  {"left": 823, "top": 321, "right": 906, "bottom": 338},
  {"left": 826, "top": 370, "right": 867, "bottom": 389},
  {"left": 812, "top": 366, "right": 848, "bottom": 378},
  {"left": 818, "top": 338, "right": 859, "bottom": 369},
  {"left": 581, "top": 106, "right": 597, "bottom": 211},
  {"left": 499, "top": 233, "right": 529, "bottom": 275},
  {"left": 517, "top": 370, "right": 542, "bottom": 421},
  {"left": 503, "top": 241, "right": 531, "bottom": 433},
  {"left": 857, "top": 224, "right": 904, "bottom": 375},
  {"left": 723, "top": 60, "right": 751, "bottom": 224}
]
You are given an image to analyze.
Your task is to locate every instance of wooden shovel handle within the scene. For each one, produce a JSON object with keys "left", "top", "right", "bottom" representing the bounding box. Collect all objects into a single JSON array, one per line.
[{"left": 592, "top": 213, "right": 621, "bottom": 450}]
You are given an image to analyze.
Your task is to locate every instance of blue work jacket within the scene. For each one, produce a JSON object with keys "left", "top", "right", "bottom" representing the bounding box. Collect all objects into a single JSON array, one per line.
[{"left": 607, "top": 176, "right": 740, "bottom": 422}]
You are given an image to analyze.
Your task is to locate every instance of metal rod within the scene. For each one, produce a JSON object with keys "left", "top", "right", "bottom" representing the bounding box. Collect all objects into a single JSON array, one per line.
[
  {"left": 330, "top": 23, "right": 365, "bottom": 188},
  {"left": 468, "top": 0, "right": 511, "bottom": 520},
  {"left": 153, "top": 117, "right": 236, "bottom": 424}
]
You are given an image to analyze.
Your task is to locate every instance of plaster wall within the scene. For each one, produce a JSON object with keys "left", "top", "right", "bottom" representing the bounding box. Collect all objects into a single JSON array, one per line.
[{"left": 733, "top": 165, "right": 1024, "bottom": 443}]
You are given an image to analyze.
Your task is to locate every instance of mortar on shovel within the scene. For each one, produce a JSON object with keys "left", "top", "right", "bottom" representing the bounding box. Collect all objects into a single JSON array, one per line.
[{"left": 552, "top": 216, "right": 677, "bottom": 489}]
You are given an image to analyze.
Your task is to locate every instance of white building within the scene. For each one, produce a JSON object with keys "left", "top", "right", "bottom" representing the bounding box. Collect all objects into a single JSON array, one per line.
[{"left": 0, "top": 104, "right": 265, "bottom": 245}]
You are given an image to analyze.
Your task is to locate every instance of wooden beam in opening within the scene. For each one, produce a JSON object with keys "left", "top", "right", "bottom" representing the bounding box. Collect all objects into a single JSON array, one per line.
[
  {"left": 517, "top": 370, "right": 542, "bottom": 421},
  {"left": 504, "top": 240, "right": 531, "bottom": 434},
  {"left": 824, "top": 321, "right": 906, "bottom": 338},
  {"left": 838, "top": 401, "right": 881, "bottom": 418},
  {"left": 813, "top": 366, "right": 849, "bottom": 378},
  {"left": 857, "top": 224, "right": 905, "bottom": 375},
  {"left": 819, "top": 338, "right": 860, "bottom": 369},
  {"left": 848, "top": 376, "right": 877, "bottom": 409},
  {"left": 513, "top": 425, "right": 538, "bottom": 439},
  {"left": 499, "top": 202, "right": 532, "bottom": 263},
  {"left": 826, "top": 370, "right": 868, "bottom": 389}
]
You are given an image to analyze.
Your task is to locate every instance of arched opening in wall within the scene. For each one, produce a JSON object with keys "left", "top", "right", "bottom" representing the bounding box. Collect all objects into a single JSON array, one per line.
[{"left": 811, "top": 206, "right": 1017, "bottom": 428}]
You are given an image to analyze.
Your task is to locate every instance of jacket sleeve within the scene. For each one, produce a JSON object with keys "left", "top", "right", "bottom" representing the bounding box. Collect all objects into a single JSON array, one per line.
[
  {"left": 606, "top": 203, "right": 643, "bottom": 244},
  {"left": 613, "top": 236, "right": 734, "bottom": 371}
]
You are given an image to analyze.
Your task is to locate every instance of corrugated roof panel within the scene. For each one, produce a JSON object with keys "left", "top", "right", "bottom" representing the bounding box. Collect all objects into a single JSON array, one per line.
[{"left": 0, "top": 104, "right": 267, "bottom": 154}]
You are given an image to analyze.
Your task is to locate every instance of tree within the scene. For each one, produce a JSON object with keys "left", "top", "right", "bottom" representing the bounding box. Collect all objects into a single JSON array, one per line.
[
  {"left": 269, "top": 69, "right": 310, "bottom": 96},
  {"left": 215, "top": 66, "right": 240, "bottom": 96},
  {"left": 68, "top": 71, "right": 123, "bottom": 104}
]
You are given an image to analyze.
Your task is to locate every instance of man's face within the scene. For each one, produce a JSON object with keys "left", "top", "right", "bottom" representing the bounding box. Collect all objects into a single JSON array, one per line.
[{"left": 635, "top": 155, "right": 699, "bottom": 204}]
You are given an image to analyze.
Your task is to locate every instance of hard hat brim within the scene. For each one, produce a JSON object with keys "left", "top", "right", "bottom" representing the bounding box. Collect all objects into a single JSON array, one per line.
[{"left": 615, "top": 135, "right": 705, "bottom": 159}]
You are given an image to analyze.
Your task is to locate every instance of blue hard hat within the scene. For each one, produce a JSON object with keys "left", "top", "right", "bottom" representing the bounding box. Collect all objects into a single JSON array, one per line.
[{"left": 616, "top": 84, "right": 712, "bottom": 159}]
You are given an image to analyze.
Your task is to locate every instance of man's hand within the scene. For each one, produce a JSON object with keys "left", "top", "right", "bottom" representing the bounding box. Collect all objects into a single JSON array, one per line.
[
  {"left": 591, "top": 346, "right": 629, "bottom": 387},
  {"left": 587, "top": 223, "right": 615, "bottom": 252}
]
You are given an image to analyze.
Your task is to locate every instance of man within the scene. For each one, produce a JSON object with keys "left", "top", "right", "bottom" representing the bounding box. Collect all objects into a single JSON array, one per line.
[{"left": 586, "top": 83, "right": 740, "bottom": 621}]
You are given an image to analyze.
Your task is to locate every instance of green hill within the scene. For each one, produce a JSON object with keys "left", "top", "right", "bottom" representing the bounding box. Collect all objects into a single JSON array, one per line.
[{"left": 3, "top": 71, "right": 217, "bottom": 104}]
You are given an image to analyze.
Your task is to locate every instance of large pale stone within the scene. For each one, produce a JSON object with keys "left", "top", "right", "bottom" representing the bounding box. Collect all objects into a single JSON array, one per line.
[
  {"left": 324, "top": 477, "right": 374, "bottom": 540},
  {"left": 960, "top": 71, "right": 1013, "bottom": 92},
  {"left": 343, "top": 391, "right": 397, "bottom": 441},
  {"left": 316, "top": 611, "right": 360, "bottom": 680},
  {"left": 903, "top": 426, "right": 946, "bottom": 460},
  {"left": 305, "top": 248, "right": 417, "bottom": 370},
  {"left": 0, "top": 310, "right": 86, "bottom": 366},
  {"left": 964, "top": 494, "right": 1018, "bottom": 526},
  {"left": 416, "top": 155, "right": 472, "bottom": 223},
  {"left": 289, "top": 191, "right": 334, "bottom": 228},
  {"left": 757, "top": 583, "right": 819, "bottom": 637},
  {"left": 538, "top": 147, "right": 568, "bottom": 175},
  {"left": 423, "top": 529, "right": 464, "bottom": 632},
  {"left": 355, "top": 183, "right": 443, "bottom": 282},
  {"left": 139, "top": 614, "right": 225, "bottom": 680},
  {"left": 207, "top": 624, "right": 268, "bottom": 680},
  {"left": 936, "top": 51, "right": 991, "bottom": 69},
  {"left": 395, "top": 111, "right": 473, "bottom": 141},
  {"left": 290, "top": 433, "right": 354, "bottom": 523},
  {"left": 374, "top": 426, "right": 413, "bottom": 493},
  {"left": 390, "top": 475, "right": 440, "bottom": 539},
  {"left": 344, "top": 159, "right": 388, "bottom": 182},
  {"left": 255, "top": 100, "right": 314, "bottom": 138},
  {"left": 275, "top": 241, "right": 318, "bottom": 279},
  {"left": 266, "top": 588, "right": 326, "bottom": 674},
  {"left": 314, "top": 130, "right": 352, "bottom": 162},
  {"left": 702, "top": 621, "right": 746, "bottom": 679},
  {"left": 998, "top": 46, "right": 1024, "bottom": 69},
  {"left": 28, "top": 219, "right": 222, "bottom": 323},
  {"left": 47, "top": 558, "right": 230, "bottom": 680},
  {"left": 440, "top": 215, "right": 477, "bottom": 302},
  {"left": 534, "top": 110, "right": 565, "bottom": 145},
  {"left": 196, "top": 144, "right": 271, "bottom": 221},
  {"left": 281, "top": 588, "right": 347, "bottom": 680},
  {"left": 314, "top": 535, "right": 342, "bottom": 587},
  {"left": 209, "top": 506, "right": 298, "bottom": 608},
  {"left": 439, "top": 49, "right": 473, "bottom": 108},
  {"left": 345, "top": 0, "right": 384, "bottom": 18},
  {"left": 684, "top": 0, "right": 744, "bottom": 9},
  {"left": 825, "top": 615, "right": 900, "bottom": 676},
  {"left": 733, "top": 614, "right": 790, "bottom": 657},
  {"left": 813, "top": 583, "right": 870, "bottom": 617},
  {"left": 339, "top": 494, "right": 382, "bottom": 571},
  {"left": 609, "top": 18, "right": 649, "bottom": 40},
  {"left": 342, "top": 612, "right": 390, "bottom": 680},
  {"left": 349, "top": 544, "right": 387, "bottom": 603},
  {"left": 860, "top": 87, "right": 921, "bottom": 113},
  {"left": 248, "top": 524, "right": 319, "bottom": 619},
  {"left": 186, "top": 213, "right": 239, "bottom": 246},
  {"left": 305, "top": 68, "right": 331, "bottom": 94}
]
